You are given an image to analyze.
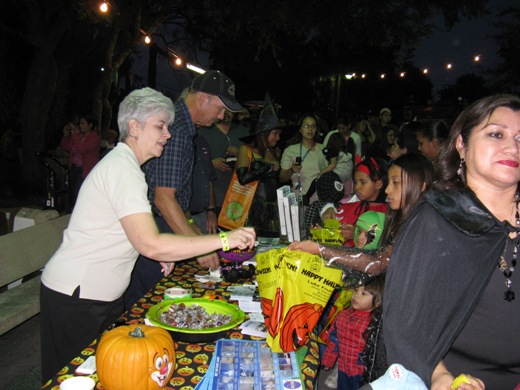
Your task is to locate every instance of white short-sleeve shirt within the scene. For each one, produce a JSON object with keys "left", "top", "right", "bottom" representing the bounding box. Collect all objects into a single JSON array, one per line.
[{"left": 42, "top": 143, "right": 152, "bottom": 301}]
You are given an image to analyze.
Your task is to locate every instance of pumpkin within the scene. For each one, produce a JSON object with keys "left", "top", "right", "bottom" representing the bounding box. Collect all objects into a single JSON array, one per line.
[
  {"left": 97, "top": 324, "right": 175, "bottom": 390},
  {"left": 279, "top": 302, "right": 323, "bottom": 352}
]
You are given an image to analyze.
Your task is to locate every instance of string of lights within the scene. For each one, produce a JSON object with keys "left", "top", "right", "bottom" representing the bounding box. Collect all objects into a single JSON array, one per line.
[
  {"left": 98, "top": 1, "right": 206, "bottom": 75},
  {"left": 99, "top": 1, "right": 484, "bottom": 81}
]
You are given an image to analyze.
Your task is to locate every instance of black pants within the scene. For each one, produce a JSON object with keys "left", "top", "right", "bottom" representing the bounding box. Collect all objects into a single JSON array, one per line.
[
  {"left": 124, "top": 215, "right": 172, "bottom": 311},
  {"left": 40, "top": 283, "right": 123, "bottom": 383}
]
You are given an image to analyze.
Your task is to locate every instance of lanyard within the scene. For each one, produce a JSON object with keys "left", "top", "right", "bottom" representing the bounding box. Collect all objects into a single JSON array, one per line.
[{"left": 299, "top": 143, "right": 313, "bottom": 164}]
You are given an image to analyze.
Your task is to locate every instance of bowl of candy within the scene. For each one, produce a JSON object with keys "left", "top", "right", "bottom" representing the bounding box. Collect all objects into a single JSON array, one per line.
[
  {"left": 217, "top": 246, "right": 257, "bottom": 262},
  {"left": 146, "top": 298, "right": 246, "bottom": 342}
]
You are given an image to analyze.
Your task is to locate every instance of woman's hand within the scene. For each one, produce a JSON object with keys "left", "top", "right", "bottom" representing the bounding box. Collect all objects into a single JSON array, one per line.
[
  {"left": 226, "top": 227, "right": 256, "bottom": 250},
  {"left": 431, "top": 361, "right": 485, "bottom": 390},
  {"left": 288, "top": 240, "right": 320, "bottom": 255}
]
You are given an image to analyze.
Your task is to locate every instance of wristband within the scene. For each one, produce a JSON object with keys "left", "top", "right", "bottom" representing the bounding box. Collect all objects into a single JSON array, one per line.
[
  {"left": 188, "top": 218, "right": 194, "bottom": 224},
  {"left": 219, "top": 232, "right": 230, "bottom": 251}
]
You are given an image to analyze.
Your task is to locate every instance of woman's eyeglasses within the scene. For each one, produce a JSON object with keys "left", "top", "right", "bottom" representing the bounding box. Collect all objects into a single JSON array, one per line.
[{"left": 301, "top": 124, "right": 317, "bottom": 129}]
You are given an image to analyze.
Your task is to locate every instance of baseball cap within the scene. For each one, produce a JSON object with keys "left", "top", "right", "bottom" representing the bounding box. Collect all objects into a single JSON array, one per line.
[
  {"left": 191, "top": 70, "right": 242, "bottom": 112},
  {"left": 380, "top": 107, "right": 392, "bottom": 115},
  {"left": 360, "top": 364, "right": 428, "bottom": 390}
]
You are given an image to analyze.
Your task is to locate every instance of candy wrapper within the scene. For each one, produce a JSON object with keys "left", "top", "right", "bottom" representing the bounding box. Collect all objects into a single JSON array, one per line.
[
  {"left": 256, "top": 248, "right": 343, "bottom": 352},
  {"left": 309, "top": 219, "right": 345, "bottom": 245}
]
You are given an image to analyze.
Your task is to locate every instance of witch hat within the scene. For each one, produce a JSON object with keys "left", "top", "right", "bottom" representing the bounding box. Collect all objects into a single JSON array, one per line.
[{"left": 240, "top": 93, "right": 283, "bottom": 142}]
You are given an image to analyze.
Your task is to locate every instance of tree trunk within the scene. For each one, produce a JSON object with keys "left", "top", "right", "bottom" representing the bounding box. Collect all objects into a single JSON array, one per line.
[{"left": 19, "top": 49, "right": 58, "bottom": 192}]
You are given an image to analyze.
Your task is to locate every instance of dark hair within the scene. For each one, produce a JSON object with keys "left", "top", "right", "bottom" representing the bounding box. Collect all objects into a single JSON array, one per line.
[
  {"left": 364, "top": 274, "right": 385, "bottom": 308},
  {"left": 336, "top": 115, "right": 352, "bottom": 127},
  {"left": 252, "top": 129, "right": 281, "bottom": 160},
  {"left": 354, "top": 157, "right": 388, "bottom": 216},
  {"left": 381, "top": 153, "right": 434, "bottom": 245},
  {"left": 416, "top": 119, "right": 449, "bottom": 142},
  {"left": 287, "top": 114, "right": 321, "bottom": 145},
  {"left": 355, "top": 157, "right": 388, "bottom": 202},
  {"left": 434, "top": 94, "right": 520, "bottom": 191},
  {"left": 397, "top": 121, "right": 421, "bottom": 153},
  {"left": 81, "top": 114, "right": 97, "bottom": 129}
]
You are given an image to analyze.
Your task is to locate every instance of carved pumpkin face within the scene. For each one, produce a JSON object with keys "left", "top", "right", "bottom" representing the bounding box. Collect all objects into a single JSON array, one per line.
[
  {"left": 280, "top": 303, "right": 323, "bottom": 352},
  {"left": 97, "top": 324, "right": 175, "bottom": 390}
]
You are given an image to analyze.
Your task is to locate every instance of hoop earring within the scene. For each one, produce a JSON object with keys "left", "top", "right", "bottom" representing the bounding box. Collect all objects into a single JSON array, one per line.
[{"left": 457, "top": 157, "right": 465, "bottom": 177}]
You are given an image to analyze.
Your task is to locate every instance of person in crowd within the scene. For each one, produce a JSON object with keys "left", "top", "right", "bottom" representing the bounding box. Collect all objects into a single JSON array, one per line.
[
  {"left": 321, "top": 275, "right": 385, "bottom": 390},
  {"left": 368, "top": 125, "right": 398, "bottom": 161},
  {"left": 304, "top": 171, "right": 345, "bottom": 234},
  {"left": 279, "top": 114, "right": 328, "bottom": 204},
  {"left": 189, "top": 135, "right": 218, "bottom": 234},
  {"left": 321, "top": 132, "right": 354, "bottom": 189},
  {"left": 323, "top": 157, "right": 388, "bottom": 246},
  {"left": 124, "top": 71, "right": 243, "bottom": 310},
  {"left": 416, "top": 119, "right": 450, "bottom": 160},
  {"left": 353, "top": 211, "right": 386, "bottom": 251},
  {"left": 236, "top": 107, "right": 251, "bottom": 127},
  {"left": 59, "top": 114, "right": 100, "bottom": 205},
  {"left": 383, "top": 94, "right": 520, "bottom": 390},
  {"left": 377, "top": 108, "right": 392, "bottom": 131},
  {"left": 354, "top": 116, "right": 377, "bottom": 157},
  {"left": 235, "top": 97, "right": 282, "bottom": 237},
  {"left": 199, "top": 109, "right": 249, "bottom": 214},
  {"left": 40, "top": 88, "right": 256, "bottom": 382},
  {"left": 100, "top": 129, "right": 118, "bottom": 159},
  {"left": 323, "top": 116, "right": 361, "bottom": 159}
]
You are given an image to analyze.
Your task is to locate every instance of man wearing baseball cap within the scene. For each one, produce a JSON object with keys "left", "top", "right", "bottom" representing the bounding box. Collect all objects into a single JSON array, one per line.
[{"left": 124, "top": 71, "right": 242, "bottom": 309}]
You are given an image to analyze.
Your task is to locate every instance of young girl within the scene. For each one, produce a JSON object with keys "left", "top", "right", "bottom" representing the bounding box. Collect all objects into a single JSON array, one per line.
[
  {"left": 236, "top": 100, "right": 282, "bottom": 236},
  {"left": 324, "top": 156, "right": 388, "bottom": 246},
  {"left": 416, "top": 119, "right": 449, "bottom": 161},
  {"left": 321, "top": 276, "right": 385, "bottom": 390}
]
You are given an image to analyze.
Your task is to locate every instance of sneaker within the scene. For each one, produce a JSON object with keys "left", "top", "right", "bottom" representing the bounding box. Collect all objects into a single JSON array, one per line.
[
  {"left": 323, "top": 364, "right": 338, "bottom": 388},
  {"left": 360, "top": 364, "right": 428, "bottom": 390}
]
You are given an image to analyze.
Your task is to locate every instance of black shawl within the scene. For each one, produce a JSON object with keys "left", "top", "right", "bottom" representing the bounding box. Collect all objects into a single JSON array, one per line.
[{"left": 383, "top": 188, "right": 510, "bottom": 386}]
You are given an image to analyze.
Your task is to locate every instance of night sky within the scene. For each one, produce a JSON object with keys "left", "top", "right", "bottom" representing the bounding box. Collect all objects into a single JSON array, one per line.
[{"left": 131, "top": 0, "right": 514, "bottom": 99}]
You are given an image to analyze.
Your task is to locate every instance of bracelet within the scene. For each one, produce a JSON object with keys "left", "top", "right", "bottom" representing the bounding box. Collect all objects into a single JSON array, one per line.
[
  {"left": 206, "top": 208, "right": 216, "bottom": 214},
  {"left": 188, "top": 218, "right": 194, "bottom": 224},
  {"left": 219, "top": 232, "right": 230, "bottom": 251}
]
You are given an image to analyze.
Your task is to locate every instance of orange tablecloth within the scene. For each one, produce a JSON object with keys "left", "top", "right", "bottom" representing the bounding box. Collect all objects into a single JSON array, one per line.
[{"left": 41, "top": 259, "right": 321, "bottom": 389}]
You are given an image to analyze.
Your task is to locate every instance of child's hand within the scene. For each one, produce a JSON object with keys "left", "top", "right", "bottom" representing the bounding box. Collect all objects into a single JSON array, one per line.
[
  {"left": 322, "top": 207, "right": 335, "bottom": 221},
  {"left": 340, "top": 223, "right": 354, "bottom": 240}
]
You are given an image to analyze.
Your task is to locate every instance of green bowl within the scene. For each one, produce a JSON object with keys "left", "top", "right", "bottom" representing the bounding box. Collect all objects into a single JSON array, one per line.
[{"left": 146, "top": 298, "right": 246, "bottom": 342}]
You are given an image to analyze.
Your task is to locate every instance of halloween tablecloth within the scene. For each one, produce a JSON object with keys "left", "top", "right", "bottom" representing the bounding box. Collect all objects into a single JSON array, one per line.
[{"left": 40, "top": 260, "right": 321, "bottom": 390}]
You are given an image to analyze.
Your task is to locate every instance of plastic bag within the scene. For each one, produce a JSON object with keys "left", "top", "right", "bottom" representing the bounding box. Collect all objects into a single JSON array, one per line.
[
  {"left": 256, "top": 248, "right": 343, "bottom": 352},
  {"left": 309, "top": 219, "right": 345, "bottom": 245}
]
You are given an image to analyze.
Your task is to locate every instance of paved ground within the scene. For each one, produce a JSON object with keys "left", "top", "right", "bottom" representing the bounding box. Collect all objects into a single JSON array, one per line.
[{"left": 0, "top": 314, "right": 42, "bottom": 389}]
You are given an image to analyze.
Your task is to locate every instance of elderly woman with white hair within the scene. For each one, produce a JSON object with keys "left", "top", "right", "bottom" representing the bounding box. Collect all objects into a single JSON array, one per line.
[{"left": 40, "top": 88, "right": 256, "bottom": 382}]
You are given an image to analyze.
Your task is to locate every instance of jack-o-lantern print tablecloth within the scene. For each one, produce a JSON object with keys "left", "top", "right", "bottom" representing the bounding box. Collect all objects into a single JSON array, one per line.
[{"left": 41, "top": 260, "right": 320, "bottom": 390}]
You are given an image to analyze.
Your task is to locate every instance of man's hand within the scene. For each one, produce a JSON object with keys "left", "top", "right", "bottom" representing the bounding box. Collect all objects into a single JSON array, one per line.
[
  {"left": 212, "top": 157, "right": 232, "bottom": 172},
  {"left": 196, "top": 252, "right": 220, "bottom": 271},
  {"left": 160, "top": 262, "right": 175, "bottom": 276},
  {"left": 206, "top": 211, "right": 217, "bottom": 234}
]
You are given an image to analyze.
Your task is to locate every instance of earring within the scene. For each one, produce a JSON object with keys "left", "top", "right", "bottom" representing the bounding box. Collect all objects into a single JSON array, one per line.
[{"left": 457, "top": 157, "right": 465, "bottom": 177}]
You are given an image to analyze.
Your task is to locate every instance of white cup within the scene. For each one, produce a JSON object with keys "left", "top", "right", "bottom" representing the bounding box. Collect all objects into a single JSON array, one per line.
[{"left": 60, "top": 376, "right": 95, "bottom": 390}]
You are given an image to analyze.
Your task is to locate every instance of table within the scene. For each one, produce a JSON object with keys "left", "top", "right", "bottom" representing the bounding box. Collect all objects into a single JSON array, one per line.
[{"left": 40, "top": 259, "right": 321, "bottom": 390}]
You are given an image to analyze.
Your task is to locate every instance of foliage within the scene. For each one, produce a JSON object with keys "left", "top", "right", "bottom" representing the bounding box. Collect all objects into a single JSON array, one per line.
[
  {"left": 0, "top": 0, "right": 495, "bottom": 195},
  {"left": 491, "top": 5, "right": 520, "bottom": 94}
]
